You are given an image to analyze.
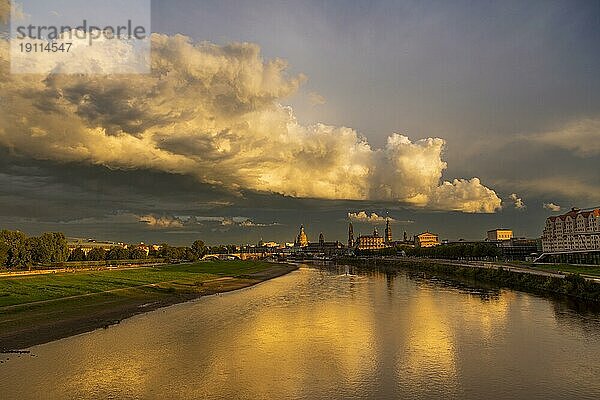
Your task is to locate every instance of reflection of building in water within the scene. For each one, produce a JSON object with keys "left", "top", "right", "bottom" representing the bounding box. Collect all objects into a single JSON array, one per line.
[
  {"left": 294, "top": 225, "right": 309, "bottom": 247},
  {"left": 415, "top": 232, "right": 440, "bottom": 248}
]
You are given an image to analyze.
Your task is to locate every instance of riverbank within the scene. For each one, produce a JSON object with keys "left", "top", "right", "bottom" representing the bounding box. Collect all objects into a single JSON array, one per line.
[
  {"left": 0, "top": 261, "right": 298, "bottom": 351},
  {"left": 338, "top": 258, "right": 600, "bottom": 303}
]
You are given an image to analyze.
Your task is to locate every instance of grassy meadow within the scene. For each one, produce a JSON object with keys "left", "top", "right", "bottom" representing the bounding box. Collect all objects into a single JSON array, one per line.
[
  {"left": 0, "top": 260, "right": 276, "bottom": 308},
  {"left": 0, "top": 260, "right": 294, "bottom": 350}
]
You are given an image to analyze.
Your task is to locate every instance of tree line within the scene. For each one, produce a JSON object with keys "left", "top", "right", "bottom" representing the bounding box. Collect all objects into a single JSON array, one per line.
[
  {"left": 355, "top": 242, "right": 501, "bottom": 260},
  {"left": 404, "top": 243, "right": 501, "bottom": 259},
  {"left": 0, "top": 229, "right": 216, "bottom": 269},
  {"left": 343, "top": 257, "right": 600, "bottom": 303},
  {"left": 0, "top": 230, "right": 69, "bottom": 269},
  {"left": 67, "top": 240, "right": 211, "bottom": 263}
]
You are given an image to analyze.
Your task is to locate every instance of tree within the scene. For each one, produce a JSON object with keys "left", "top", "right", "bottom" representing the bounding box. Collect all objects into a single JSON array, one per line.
[
  {"left": 158, "top": 243, "right": 173, "bottom": 259},
  {"left": 27, "top": 236, "right": 50, "bottom": 264},
  {"left": 0, "top": 230, "right": 30, "bottom": 269},
  {"left": 191, "top": 240, "right": 207, "bottom": 258},
  {"left": 129, "top": 248, "right": 148, "bottom": 260},
  {"left": 49, "top": 232, "right": 69, "bottom": 262},
  {"left": 184, "top": 247, "right": 198, "bottom": 261},
  {"left": 169, "top": 247, "right": 187, "bottom": 260},
  {"left": 0, "top": 241, "right": 8, "bottom": 267},
  {"left": 68, "top": 247, "right": 87, "bottom": 261},
  {"left": 87, "top": 247, "right": 107, "bottom": 261},
  {"left": 106, "top": 246, "right": 129, "bottom": 260},
  {"left": 29, "top": 232, "right": 69, "bottom": 264}
]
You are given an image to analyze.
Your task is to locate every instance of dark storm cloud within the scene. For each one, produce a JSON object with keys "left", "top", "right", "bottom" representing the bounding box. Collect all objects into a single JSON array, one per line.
[
  {"left": 0, "top": 149, "right": 301, "bottom": 244},
  {"left": 151, "top": 0, "right": 600, "bottom": 212},
  {"left": 1, "top": 1, "right": 598, "bottom": 244},
  {"left": 0, "top": 150, "right": 562, "bottom": 244}
]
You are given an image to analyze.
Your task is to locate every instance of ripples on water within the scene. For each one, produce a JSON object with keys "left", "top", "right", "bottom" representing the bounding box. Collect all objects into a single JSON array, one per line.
[{"left": 1, "top": 264, "right": 600, "bottom": 399}]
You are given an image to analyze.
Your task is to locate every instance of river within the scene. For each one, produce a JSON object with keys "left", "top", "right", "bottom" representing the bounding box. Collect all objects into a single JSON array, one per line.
[{"left": 1, "top": 264, "right": 600, "bottom": 399}]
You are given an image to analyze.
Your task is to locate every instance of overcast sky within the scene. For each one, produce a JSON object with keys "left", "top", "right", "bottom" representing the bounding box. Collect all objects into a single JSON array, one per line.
[{"left": 0, "top": 0, "right": 599, "bottom": 245}]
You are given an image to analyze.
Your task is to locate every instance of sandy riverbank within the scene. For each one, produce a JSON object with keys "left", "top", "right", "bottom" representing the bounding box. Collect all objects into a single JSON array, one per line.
[{"left": 0, "top": 263, "right": 298, "bottom": 351}]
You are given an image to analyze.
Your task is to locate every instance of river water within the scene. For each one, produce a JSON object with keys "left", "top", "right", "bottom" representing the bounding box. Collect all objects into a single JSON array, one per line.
[{"left": 1, "top": 264, "right": 600, "bottom": 399}]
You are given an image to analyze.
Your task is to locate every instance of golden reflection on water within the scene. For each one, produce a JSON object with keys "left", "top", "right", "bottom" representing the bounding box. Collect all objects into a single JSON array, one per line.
[
  {"left": 400, "top": 289, "right": 458, "bottom": 391},
  {"left": 184, "top": 270, "right": 380, "bottom": 398},
  {"left": 68, "top": 346, "right": 150, "bottom": 398},
  {"left": 1, "top": 266, "right": 600, "bottom": 400}
]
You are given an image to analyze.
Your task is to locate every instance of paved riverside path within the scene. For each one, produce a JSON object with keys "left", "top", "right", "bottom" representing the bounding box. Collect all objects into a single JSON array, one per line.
[
  {"left": 0, "top": 263, "right": 168, "bottom": 278},
  {"left": 381, "top": 257, "right": 600, "bottom": 283}
]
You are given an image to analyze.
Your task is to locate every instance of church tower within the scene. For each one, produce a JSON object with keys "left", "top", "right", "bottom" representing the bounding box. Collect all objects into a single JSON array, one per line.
[
  {"left": 385, "top": 218, "right": 392, "bottom": 244},
  {"left": 348, "top": 222, "right": 354, "bottom": 248},
  {"left": 319, "top": 233, "right": 324, "bottom": 246}
]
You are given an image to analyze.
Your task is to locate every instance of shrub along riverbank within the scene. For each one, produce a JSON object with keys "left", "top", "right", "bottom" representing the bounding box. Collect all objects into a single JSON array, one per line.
[{"left": 339, "top": 258, "right": 600, "bottom": 303}]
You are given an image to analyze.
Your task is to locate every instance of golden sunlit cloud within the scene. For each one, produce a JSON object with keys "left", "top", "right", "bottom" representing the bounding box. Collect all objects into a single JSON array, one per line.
[
  {"left": 0, "top": 34, "right": 501, "bottom": 213},
  {"left": 509, "top": 193, "right": 526, "bottom": 210}
]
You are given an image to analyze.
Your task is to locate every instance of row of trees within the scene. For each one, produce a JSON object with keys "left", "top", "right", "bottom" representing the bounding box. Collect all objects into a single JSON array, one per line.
[
  {"left": 0, "top": 230, "right": 69, "bottom": 268},
  {"left": 68, "top": 240, "right": 213, "bottom": 263},
  {"left": 405, "top": 243, "right": 501, "bottom": 259},
  {"left": 1, "top": 229, "right": 215, "bottom": 269},
  {"left": 355, "top": 243, "right": 501, "bottom": 260},
  {"left": 67, "top": 246, "right": 149, "bottom": 262}
]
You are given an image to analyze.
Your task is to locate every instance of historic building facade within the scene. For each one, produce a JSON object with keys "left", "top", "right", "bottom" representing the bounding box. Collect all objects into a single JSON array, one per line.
[
  {"left": 542, "top": 207, "right": 600, "bottom": 252},
  {"left": 487, "top": 229, "right": 513, "bottom": 241},
  {"left": 304, "top": 232, "right": 345, "bottom": 256},
  {"left": 415, "top": 232, "right": 440, "bottom": 248},
  {"left": 356, "top": 228, "right": 387, "bottom": 250}
]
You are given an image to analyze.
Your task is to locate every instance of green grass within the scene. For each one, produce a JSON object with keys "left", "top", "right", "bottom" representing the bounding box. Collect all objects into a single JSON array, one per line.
[
  {"left": 0, "top": 260, "right": 295, "bottom": 350},
  {"left": 0, "top": 260, "right": 275, "bottom": 308}
]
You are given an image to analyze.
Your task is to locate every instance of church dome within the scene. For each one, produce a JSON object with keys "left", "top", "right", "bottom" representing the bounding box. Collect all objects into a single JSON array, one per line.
[{"left": 296, "top": 225, "right": 308, "bottom": 247}]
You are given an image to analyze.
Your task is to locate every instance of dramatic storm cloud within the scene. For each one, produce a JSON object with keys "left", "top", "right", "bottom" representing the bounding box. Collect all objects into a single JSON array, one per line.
[{"left": 0, "top": 33, "right": 501, "bottom": 213}]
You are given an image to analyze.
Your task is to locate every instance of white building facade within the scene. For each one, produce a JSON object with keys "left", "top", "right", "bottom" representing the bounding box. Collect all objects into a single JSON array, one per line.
[{"left": 542, "top": 208, "right": 600, "bottom": 252}]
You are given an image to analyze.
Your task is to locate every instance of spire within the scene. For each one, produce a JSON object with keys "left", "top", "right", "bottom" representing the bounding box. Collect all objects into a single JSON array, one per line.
[
  {"left": 385, "top": 218, "right": 392, "bottom": 244},
  {"left": 348, "top": 222, "right": 354, "bottom": 248},
  {"left": 319, "top": 232, "right": 324, "bottom": 246}
]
